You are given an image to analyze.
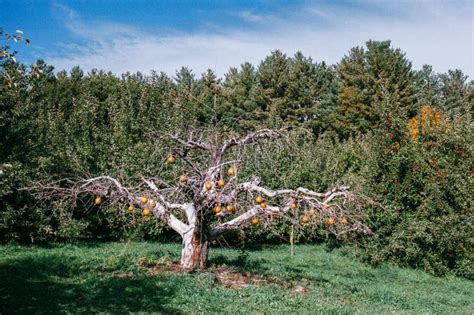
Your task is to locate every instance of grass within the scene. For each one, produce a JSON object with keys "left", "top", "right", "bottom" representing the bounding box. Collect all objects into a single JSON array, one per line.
[{"left": 0, "top": 242, "right": 472, "bottom": 314}]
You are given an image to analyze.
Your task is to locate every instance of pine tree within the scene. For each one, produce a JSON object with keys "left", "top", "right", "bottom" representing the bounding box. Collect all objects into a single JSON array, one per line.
[
  {"left": 222, "top": 62, "right": 266, "bottom": 131},
  {"left": 334, "top": 40, "right": 417, "bottom": 138},
  {"left": 413, "top": 65, "right": 441, "bottom": 108},
  {"left": 439, "top": 69, "right": 472, "bottom": 117},
  {"left": 255, "top": 50, "right": 290, "bottom": 128}
]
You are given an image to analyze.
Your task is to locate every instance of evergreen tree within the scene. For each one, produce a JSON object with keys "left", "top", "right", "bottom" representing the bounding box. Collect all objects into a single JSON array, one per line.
[
  {"left": 173, "top": 67, "right": 201, "bottom": 128},
  {"left": 413, "top": 65, "right": 441, "bottom": 108},
  {"left": 439, "top": 69, "right": 472, "bottom": 117},
  {"left": 334, "top": 40, "right": 417, "bottom": 138},
  {"left": 255, "top": 50, "right": 290, "bottom": 128},
  {"left": 195, "top": 69, "right": 223, "bottom": 126},
  {"left": 222, "top": 63, "right": 266, "bottom": 131},
  {"left": 286, "top": 53, "right": 338, "bottom": 135}
]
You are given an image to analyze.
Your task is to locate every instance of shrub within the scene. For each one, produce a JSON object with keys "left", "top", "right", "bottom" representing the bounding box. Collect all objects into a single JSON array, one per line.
[{"left": 359, "top": 107, "right": 473, "bottom": 277}]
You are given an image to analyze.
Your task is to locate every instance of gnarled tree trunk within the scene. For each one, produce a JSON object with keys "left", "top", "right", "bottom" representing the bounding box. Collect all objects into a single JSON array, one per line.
[
  {"left": 180, "top": 232, "right": 209, "bottom": 271},
  {"left": 179, "top": 203, "right": 210, "bottom": 271}
]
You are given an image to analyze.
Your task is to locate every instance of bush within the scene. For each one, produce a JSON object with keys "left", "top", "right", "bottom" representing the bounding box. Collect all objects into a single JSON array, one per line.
[{"left": 358, "top": 108, "right": 473, "bottom": 277}]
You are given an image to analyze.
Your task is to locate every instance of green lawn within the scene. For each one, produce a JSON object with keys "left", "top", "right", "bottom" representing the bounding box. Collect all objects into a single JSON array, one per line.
[{"left": 0, "top": 242, "right": 472, "bottom": 314}]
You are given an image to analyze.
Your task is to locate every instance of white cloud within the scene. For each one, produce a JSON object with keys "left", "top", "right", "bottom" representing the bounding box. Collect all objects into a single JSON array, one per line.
[
  {"left": 47, "top": 2, "right": 473, "bottom": 79},
  {"left": 237, "top": 10, "right": 267, "bottom": 23}
]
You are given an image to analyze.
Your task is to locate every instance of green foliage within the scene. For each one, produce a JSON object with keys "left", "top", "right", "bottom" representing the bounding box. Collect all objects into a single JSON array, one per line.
[
  {"left": 333, "top": 40, "right": 417, "bottom": 138},
  {"left": 0, "top": 28, "right": 30, "bottom": 64},
  {"left": 359, "top": 108, "right": 473, "bottom": 278},
  {"left": 439, "top": 69, "right": 473, "bottom": 117}
]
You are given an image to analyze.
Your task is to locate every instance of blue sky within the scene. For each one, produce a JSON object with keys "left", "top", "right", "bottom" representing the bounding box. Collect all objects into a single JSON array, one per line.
[{"left": 1, "top": 0, "right": 473, "bottom": 78}]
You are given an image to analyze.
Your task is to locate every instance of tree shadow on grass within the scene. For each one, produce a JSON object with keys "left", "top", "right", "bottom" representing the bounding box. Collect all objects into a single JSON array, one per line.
[
  {"left": 0, "top": 254, "right": 181, "bottom": 314},
  {"left": 208, "top": 252, "right": 268, "bottom": 275},
  {"left": 209, "top": 248, "right": 333, "bottom": 286}
]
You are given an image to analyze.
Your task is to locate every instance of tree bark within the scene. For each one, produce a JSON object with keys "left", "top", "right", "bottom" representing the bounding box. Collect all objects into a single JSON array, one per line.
[{"left": 180, "top": 231, "right": 209, "bottom": 271}]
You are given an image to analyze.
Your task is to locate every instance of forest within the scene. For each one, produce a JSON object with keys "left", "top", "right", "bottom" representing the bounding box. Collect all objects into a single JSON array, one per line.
[{"left": 1, "top": 33, "right": 473, "bottom": 278}]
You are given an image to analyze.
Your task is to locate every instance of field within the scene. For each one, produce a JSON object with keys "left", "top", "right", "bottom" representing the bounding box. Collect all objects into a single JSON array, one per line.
[{"left": 1, "top": 242, "right": 472, "bottom": 314}]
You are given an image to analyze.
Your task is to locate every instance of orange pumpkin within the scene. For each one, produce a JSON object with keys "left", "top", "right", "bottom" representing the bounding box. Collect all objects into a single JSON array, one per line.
[
  {"left": 260, "top": 202, "right": 267, "bottom": 209},
  {"left": 309, "top": 209, "right": 316, "bottom": 216},
  {"left": 95, "top": 197, "right": 102, "bottom": 205},
  {"left": 326, "top": 218, "right": 335, "bottom": 225},
  {"left": 251, "top": 217, "right": 259, "bottom": 225},
  {"left": 140, "top": 197, "right": 148, "bottom": 204},
  {"left": 128, "top": 205, "right": 135, "bottom": 212},
  {"left": 227, "top": 167, "right": 235, "bottom": 176},
  {"left": 213, "top": 206, "right": 222, "bottom": 214},
  {"left": 204, "top": 182, "right": 213, "bottom": 190},
  {"left": 143, "top": 209, "right": 151, "bottom": 216},
  {"left": 290, "top": 203, "right": 298, "bottom": 209},
  {"left": 340, "top": 218, "right": 348, "bottom": 225},
  {"left": 179, "top": 175, "right": 188, "bottom": 183},
  {"left": 226, "top": 204, "right": 234, "bottom": 213},
  {"left": 302, "top": 215, "right": 310, "bottom": 223},
  {"left": 166, "top": 155, "right": 176, "bottom": 164},
  {"left": 217, "top": 180, "right": 225, "bottom": 187},
  {"left": 255, "top": 196, "right": 263, "bottom": 204}
]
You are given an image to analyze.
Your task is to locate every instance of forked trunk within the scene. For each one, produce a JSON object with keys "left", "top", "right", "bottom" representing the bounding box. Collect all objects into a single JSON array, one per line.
[{"left": 180, "top": 232, "right": 209, "bottom": 271}]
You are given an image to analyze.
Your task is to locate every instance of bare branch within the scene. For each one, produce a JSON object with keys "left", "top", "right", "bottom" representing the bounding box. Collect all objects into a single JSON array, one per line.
[
  {"left": 25, "top": 176, "right": 189, "bottom": 236},
  {"left": 211, "top": 204, "right": 285, "bottom": 237},
  {"left": 237, "top": 179, "right": 350, "bottom": 203},
  {"left": 220, "top": 128, "right": 287, "bottom": 156},
  {"left": 142, "top": 178, "right": 187, "bottom": 210},
  {"left": 211, "top": 206, "right": 260, "bottom": 236},
  {"left": 142, "top": 178, "right": 194, "bottom": 232},
  {"left": 210, "top": 181, "right": 370, "bottom": 237},
  {"left": 169, "top": 132, "right": 215, "bottom": 151},
  {"left": 24, "top": 176, "right": 132, "bottom": 202}
]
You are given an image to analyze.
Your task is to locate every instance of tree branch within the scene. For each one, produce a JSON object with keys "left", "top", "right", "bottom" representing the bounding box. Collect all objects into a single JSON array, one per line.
[
  {"left": 237, "top": 179, "right": 351, "bottom": 204},
  {"left": 220, "top": 128, "right": 287, "bottom": 156},
  {"left": 169, "top": 132, "right": 215, "bottom": 151},
  {"left": 210, "top": 181, "right": 369, "bottom": 237},
  {"left": 25, "top": 176, "right": 189, "bottom": 236}
]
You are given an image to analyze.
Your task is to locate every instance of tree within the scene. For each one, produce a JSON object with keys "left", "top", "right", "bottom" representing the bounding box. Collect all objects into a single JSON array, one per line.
[
  {"left": 0, "top": 28, "right": 29, "bottom": 64},
  {"left": 439, "top": 69, "right": 472, "bottom": 117},
  {"left": 254, "top": 50, "right": 290, "bottom": 128},
  {"left": 26, "top": 128, "right": 370, "bottom": 271},
  {"left": 286, "top": 53, "right": 338, "bottom": 135},
  {"left": 413, "top": 65, "right": 441, "bottom": 108},
  {"left": 222, "top": 63, "right": 265, "bottom": 131},
  {"left": 334, "top": 40, "right": 417, "bottom": 138}
]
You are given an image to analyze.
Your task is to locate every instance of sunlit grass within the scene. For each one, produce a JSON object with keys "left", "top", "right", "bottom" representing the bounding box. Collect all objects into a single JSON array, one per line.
[{"left": 1, "top": 242, "right": 472, "bottom": 314}]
